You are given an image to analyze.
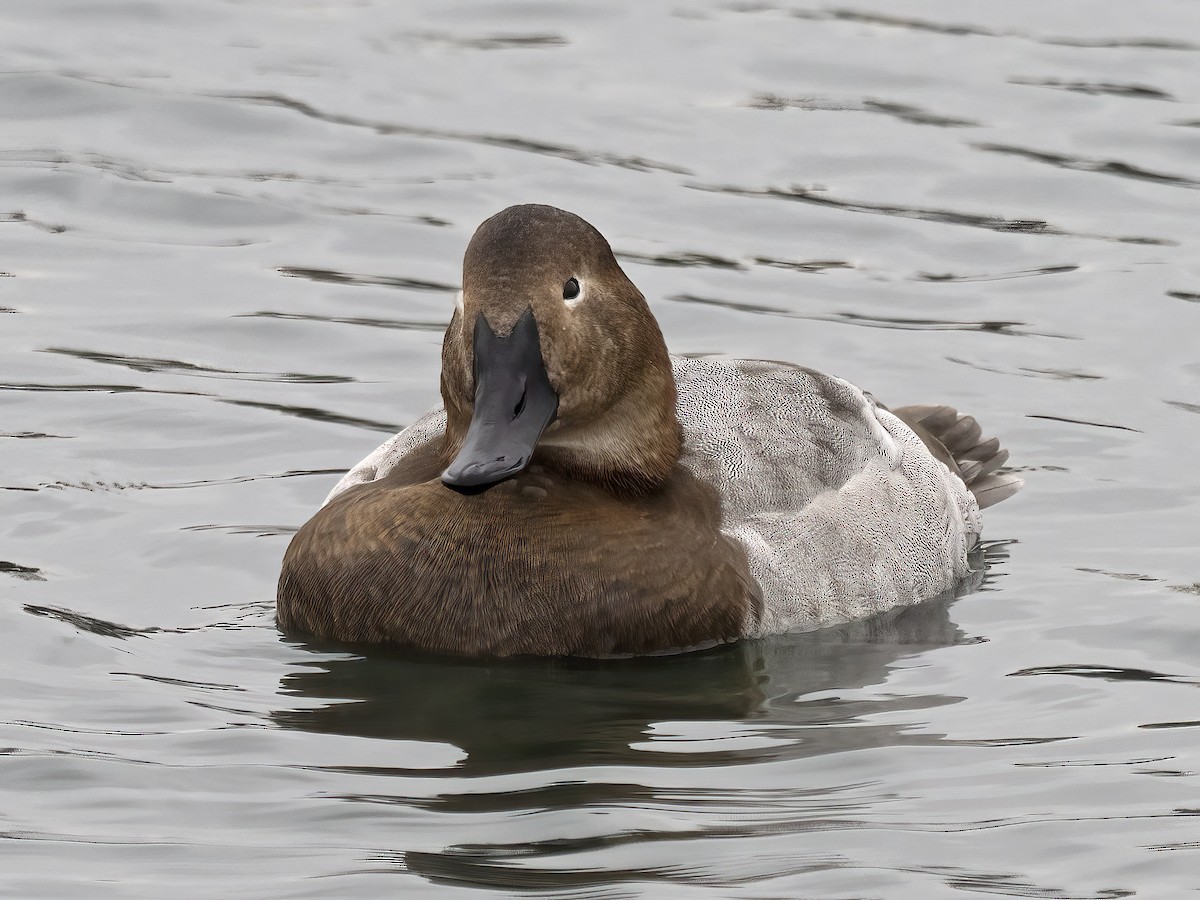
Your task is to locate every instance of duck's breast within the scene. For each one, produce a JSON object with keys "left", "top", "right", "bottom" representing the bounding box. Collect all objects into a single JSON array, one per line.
[{"left": 281, "top": 460, "right": 759, "bottom": 656}]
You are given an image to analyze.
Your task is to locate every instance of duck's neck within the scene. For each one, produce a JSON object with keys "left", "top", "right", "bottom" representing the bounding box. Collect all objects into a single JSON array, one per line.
[{"left": 538, "top": 362, "right": 683, "bottom": 495}]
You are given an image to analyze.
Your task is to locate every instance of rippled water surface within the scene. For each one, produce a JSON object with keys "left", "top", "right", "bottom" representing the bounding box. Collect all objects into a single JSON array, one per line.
[{"left": 4, "top": 1, "right": 1200, "bottom": 896}]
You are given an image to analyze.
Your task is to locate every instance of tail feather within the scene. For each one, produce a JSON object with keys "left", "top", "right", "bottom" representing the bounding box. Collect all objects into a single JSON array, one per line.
[
  {"left": 891, "top": 403, "right": 1023, "bottom": 510},
  {"left": 960, "top": 437, "right": 1000, "bottom": 463},
  {"left": 970, "top": 472, "right": 1024, "bottom": 509},
  {"left": 941, "top": 414, "right": 982, "bottom": 456}
]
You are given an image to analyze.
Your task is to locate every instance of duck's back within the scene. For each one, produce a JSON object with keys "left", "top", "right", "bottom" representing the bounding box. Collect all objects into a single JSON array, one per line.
[{"left": 671, "top": 356, "right": 981, "bottom": 634}]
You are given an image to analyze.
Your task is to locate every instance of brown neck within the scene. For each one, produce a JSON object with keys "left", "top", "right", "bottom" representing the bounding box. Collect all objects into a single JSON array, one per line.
[{"left": 538, "top": 358, "right": 682, "bottom": 495}]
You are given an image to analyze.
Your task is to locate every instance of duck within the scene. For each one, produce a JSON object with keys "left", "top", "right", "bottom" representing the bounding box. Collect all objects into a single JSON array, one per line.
[{"left": 277, "top": 203, "right": 1022, "bottom": 657}]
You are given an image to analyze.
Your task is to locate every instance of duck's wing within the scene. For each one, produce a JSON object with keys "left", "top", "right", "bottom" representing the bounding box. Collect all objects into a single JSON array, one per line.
[
  {"left": 671, "top": 355, "right": 899, "bottom": 515},
  {"left": 671, "top": 355, "right": 984, "bottom": 634},
  {"left": 323, "top": 407, "right": 447, "bottom": 505}
]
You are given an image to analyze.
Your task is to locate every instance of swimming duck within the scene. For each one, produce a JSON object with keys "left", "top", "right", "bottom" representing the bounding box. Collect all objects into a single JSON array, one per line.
[{"left": 277, "top": 204, "right": 1021, "bottom": 657}]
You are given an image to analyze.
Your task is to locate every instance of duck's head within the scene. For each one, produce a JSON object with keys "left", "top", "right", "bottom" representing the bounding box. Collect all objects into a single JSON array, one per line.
[{"left": 440, "top": 204, "right": 681, "bottom": 494}]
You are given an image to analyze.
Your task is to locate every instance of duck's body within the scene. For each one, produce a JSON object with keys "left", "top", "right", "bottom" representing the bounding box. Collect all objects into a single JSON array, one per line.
[{"left": 278, "top": 204, "right": 1021, "bottom": 656}]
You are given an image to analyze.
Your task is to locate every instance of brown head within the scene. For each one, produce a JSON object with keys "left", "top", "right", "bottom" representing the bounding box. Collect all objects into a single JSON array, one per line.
[{"left": 440, "top": 204, "right": 682, "bottom": 494}]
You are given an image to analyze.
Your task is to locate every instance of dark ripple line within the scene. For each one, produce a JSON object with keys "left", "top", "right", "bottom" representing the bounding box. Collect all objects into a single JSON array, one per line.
[
  {"left": 2, "top": 147, "right": 475, "bottom": 203},
  {"left": 1167, "top": 291, "right": 1200, "bottom": 302},
  {"left": 2, "top": 210, "right": 68, "bottom": 233},
  {"left": 12, "top": 74, "right": 692, "bottom": 177},
  {"left": 746, "top": 6, "right": 1198, "bottom": 52},
  {"left": 39, "top": 468, "right": 341, "bottom": 494},
  {"left": 921, "top": 866, "right": 1133, "bottom": 900},
  {"left": 617, "top": 250, "right": 746, "bottom": 271},
  {"left": 1075, "top": 567, "right": 1158, "bottom": 583},
  {"left": 182, "top": 523, "right": 299, "bottom": 537},
  {"left": 1, "top": 722, "right": 174, "bottom": 738},
  {"left": 749, "top": 93, "right": 979, "bottom": 128},
  {"left": 221, "top": 92, "right": 692, "bottom": 175},
  {"left": 22, "top": 604, "right": 265, "bottom": 640},
  {"left": 1009, "top": 77, "right": 1175, "bottom": 100},
  {"left": 1166, "top": 399, "right": 1200, "bottom": 415},
  {"left": 397, "top": 805, "right": 1176, "bottom": 892},
  {"left": 41, "top": 347, "right": 354, "bottom": 384},
  {"left": 239, "top": 310, "right": 447, "bottom": 332},
  {"left": 1026, "top": 413, "right": 1142, "bottom": 432},
  {"left": 278, "top": 266, "right": 458, "bottom": 293},
  {"left": 398, "top": 845, "right": 842, "bottom": 891},
  {"left": 1, "top": 561, "right": 46, "bottom": 582},
  {"left": 947, "top": 356, "right": 1103, "bottom": 381},
  {"left": 113, "top": 672, "right": 245, "bottom": 692},
  {"left": 0, "top": 380, "right": 205, "bottom": 396},
  {"left": 754, "top": 257, "right": 853, "bottom": 273},
  {"left": 0, "top": 379, "right": 393, "bottom": 434},
  {"left": 0, "top": 431, "right": 73, "bottom": 439},
  {"left": 976, "top": 143, "right": 1200, "bottom": 190},
  {"left": 1015, "top": 756, "right": 1175, "bottom": 769},
  {"left": 669, "top": 293, "right": 1070, "bottom": 339},
  {"left": 1010, "top": 664, "right": 1197, "bottom": 685},
  {"left": 689, "top": 182, "right": 1174, "bottom": 245},
  {"left": 0, "top": 147, "right": 170, "bottom": 183},
  {"left": 222, "top": 399, "right": 399, "bottom": 433},
  {"left": 23, "top": 604, "right": 163, "bottom": 639},
  {"left": 402, "top": 30, "right": 568, "bottom": 51},
  {"left": 917, "top": 264, "right": 1078, "bottom": 283}
]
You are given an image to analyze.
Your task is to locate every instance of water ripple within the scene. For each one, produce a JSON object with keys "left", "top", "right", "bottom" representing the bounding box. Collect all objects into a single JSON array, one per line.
[
  {"left": 753, "top": 256, "right": 853, "bottom": 273},
  {"left": 0, "top": 379, "right": 393, "bottom": 433},
  {"left": 22, "top": 604, "right": 264, "bottom": 639},
  {"left": 238, "top": 310, "right": 447, "bottom": 333},
  {"left": 399, "top": 31, "right": 568, "bottom": 51},
  {"left": 1, "top": 146, "right": 473, "bottom": 200},
  {"left": 976, "top": 144, "right": 1200, "bottom": 190},
  {"left": 732, "top": 6, "right": 1198, "bottom": 52},
  {"left": 113, "top": 672, "right": 246, "bottom": 692},
  {"left": 947, "top": 356, "right": 1103, "bottom": 381},
  {"left": 1010, "top": 664, "right": 1199, "bottom": 686},
  {"left": 221, "top": 399, "right": 398, "bottom": 433},
  {"left": 1009, "top": 77, "right": 1175, "bottom": 101},
  {"left": 749, "top": 93, "right": 979, "bottom": 127},
  {"left": 917, "top": 265, "right": 1078, "bottom": 283},
  {"left": 41, "top": 347, "right": 354, "bottom": 384},
  {"left": 1026, "top": 414, "right": 1142, "bottom": 432},
  {"left": 670, "top": 293, "right": 1068, "bottom": 338},
  {"left": 38, "top": 468, "right": 341, "bottom": 494},
  {"left": 617, "top": 250, "right": 746, "bottom": 271},
  {"left": 223, "top": 93, "right": 693, "bottom": 175},
  {"left": 1, "top": 561, "right": 46, "bottom": 582},
  {"left": 23, "top": 604, "right": 165, "bottom": 639},
  {"left": 277, "top": 266, "right": 457, "bottom": 293},
  {"left": 181, "top": 523, "right": 299, "bottom": 537},
  {"left": 690, "top": 183, "right": 1174, "bottom": 245},
  {"left": 2, "top": 210, "right": 68, "bottom": 233}
]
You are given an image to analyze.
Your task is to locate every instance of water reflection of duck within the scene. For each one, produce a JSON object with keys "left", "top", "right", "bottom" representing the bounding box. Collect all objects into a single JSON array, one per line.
[
  {"left": 277, "top": 204, "right": 1020, "bottom": 656},
  {"left": 273, "top": 576, "right": 982, "bottom": 777}
]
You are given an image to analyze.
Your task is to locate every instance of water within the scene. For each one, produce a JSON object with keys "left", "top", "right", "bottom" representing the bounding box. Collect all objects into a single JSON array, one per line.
[{"left": 3, "top": 1, "right": 1199, "bottom": 896}]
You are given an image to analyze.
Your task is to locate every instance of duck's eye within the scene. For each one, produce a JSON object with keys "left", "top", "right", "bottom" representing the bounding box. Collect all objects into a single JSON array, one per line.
[{"left": 562, "top": 277, "right": 581, "bottom": 301}]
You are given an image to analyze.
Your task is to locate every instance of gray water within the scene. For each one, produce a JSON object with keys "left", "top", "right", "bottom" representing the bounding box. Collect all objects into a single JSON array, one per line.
[{"left": 3, "top": 1, "right": 1199, "bottom": 897}]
